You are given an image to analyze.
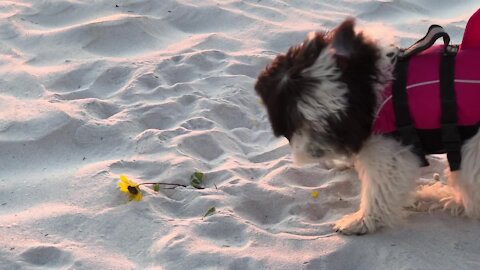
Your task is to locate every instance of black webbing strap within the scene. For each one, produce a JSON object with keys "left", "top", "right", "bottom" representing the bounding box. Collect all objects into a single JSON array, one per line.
[
  {"left": 440, "top": 48, "right": 461, "bottom": 171},
  {"left": 392, "top": 59, "right": 429, "bottom": 166}
]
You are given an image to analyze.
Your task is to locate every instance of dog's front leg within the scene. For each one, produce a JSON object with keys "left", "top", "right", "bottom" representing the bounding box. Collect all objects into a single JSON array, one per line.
[{"left": 333, "top": 135, "right": 420, "bottom": 234}]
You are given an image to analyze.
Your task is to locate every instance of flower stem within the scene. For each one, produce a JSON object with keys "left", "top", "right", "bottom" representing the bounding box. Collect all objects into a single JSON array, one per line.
[{"left": 137, "top": 182, "right": 187, "bottom": 188}]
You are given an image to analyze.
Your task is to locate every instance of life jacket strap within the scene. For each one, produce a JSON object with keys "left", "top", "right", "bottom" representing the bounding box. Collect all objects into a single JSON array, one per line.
[
  {"left": 392, "top": 59, "right": 429, "bottom": 166},
  {"left": 440, "top": 48, "right": 462, "bottom": 171}
]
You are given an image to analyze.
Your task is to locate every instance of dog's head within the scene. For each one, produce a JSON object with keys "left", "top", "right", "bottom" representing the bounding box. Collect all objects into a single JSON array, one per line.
[{"left": 255, "top": 19, "right": 387, "bottom": 164}]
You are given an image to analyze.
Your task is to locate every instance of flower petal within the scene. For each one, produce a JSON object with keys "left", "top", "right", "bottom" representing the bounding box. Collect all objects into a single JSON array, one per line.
[
  {"left": 118, "top": 177, "right": 130, "bottom": 192},
  {"left": 118, "top": 182, "right": 129, "bottom": 192},
  {"left": 120, "top": 175, "right": 130, "bottom": 184},
  {"left": 132, "top": 189, "right": 143, "bottom": 201}
]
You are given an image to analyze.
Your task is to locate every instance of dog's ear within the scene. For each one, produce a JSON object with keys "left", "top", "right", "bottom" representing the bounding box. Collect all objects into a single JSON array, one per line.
[
  {"left": 331, "top": 18, "right": 356, "bottom": 59},
  {"left": 302, "top": 32, "right": 322, "bottom": 60},
  {"left": 293, "top": 32, "right": 325, "bottom": 71},
  {"left": 329, "top": 18, "right": 357, "bottom": 69},
  {"left": 287, "top": 32, "right": 322, "bottom": 70}
]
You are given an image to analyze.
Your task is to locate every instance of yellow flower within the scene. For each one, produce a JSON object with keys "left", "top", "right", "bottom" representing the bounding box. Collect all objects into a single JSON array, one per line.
[
  {"left": 311, "top": 191, "right": 319, "bottom": 199},
  {"left": 118, "top": 175, "right": 142, "bottom": 201}
]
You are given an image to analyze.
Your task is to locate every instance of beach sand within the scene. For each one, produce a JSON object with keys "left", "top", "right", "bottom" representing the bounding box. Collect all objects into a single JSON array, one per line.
[{"left": 1, "top": 1, "right": 479, "bottom": 269}]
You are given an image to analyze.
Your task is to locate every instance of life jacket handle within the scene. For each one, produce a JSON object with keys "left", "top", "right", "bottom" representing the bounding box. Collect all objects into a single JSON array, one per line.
[{"left": 400, "top": 25, "right": 451, "bottom": 59}]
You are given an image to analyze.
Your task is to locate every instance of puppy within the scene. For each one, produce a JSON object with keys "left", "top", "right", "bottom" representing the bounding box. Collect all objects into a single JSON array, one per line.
[{"left": 254, "top": 19, "right": 480, "bottom": 234}]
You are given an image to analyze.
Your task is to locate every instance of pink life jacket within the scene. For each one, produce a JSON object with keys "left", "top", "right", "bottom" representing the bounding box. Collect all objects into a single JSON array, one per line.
[{"left": 372, "top": 9, "right": 480, "bottom": 170}]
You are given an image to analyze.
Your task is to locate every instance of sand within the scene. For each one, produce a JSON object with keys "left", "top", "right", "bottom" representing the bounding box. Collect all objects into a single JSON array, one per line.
[{"left": 0, "top": 0, "right": 479, "bottom": 269}]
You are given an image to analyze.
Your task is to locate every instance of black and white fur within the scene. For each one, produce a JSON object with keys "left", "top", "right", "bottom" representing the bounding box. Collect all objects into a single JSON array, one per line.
[{"left": 255, "top": 19, "right": 480, "bottom": 234}]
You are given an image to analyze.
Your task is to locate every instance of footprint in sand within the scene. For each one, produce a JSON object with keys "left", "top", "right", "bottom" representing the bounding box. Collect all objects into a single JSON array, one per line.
[
  {"left": 155, "top": 50, "right": 228, "bottom": 86},
  {"left": 137, "top": 102, "right": 185, "bottom": 130},
  {"left": 178, "top": 133, "right": 225, "bottom": 161},
  {"left": 21, "top": 246, "right": 72, "bottom": 267},
  {"left": 181, "top": 117, "right": 215, "bottom": 130},
  {"left": 194, "top": 216, "right": 248, "bottom": 248}
]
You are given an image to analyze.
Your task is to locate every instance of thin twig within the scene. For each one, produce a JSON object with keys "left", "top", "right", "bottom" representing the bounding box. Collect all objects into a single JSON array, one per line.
[{"left": 137, "top": 182, "right": 187, "bottom": 187}]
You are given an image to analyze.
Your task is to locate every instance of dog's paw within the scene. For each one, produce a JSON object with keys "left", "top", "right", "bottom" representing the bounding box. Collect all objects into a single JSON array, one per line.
[
  {"left": 412, "top": 182, "right": 466, "bottom": 215},
  {"left": 333, "top": 212, "right": 370, "bottom": 235},
  {"left": 408, "top": 200, "right": 443, "bottom": 213},
  {"left": 440, "top": 196, "right": 465, "bottom": 216}
]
